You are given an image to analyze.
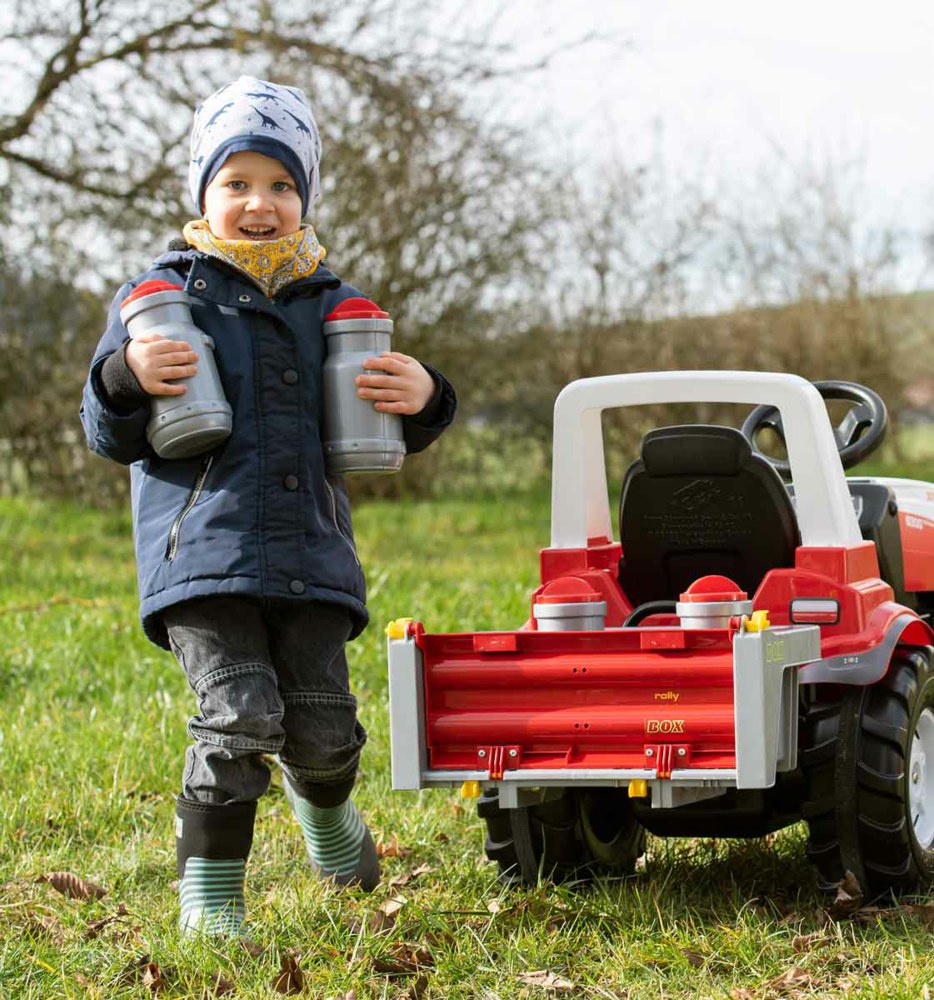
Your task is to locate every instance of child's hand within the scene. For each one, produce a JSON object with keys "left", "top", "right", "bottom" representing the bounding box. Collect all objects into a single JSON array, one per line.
[
  {"left": 356, "top": 352, "right": 434, "bottom": 415},
  {"left": 126, "top": 335, "right": 199, "bottom": 396}
]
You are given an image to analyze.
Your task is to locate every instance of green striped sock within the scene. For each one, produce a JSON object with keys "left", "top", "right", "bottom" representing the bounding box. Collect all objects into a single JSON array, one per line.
[
  {"left": 178, "top": 857, "right": 246, "bottom": 936},
  {"left": 291, "top": 796, "right": 366, "bottom": 876}
]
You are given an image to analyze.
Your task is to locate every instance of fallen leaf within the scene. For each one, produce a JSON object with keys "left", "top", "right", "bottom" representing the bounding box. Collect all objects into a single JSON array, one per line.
[
  {"left": 764, "top": 965, "right": 818, "bottom": 990},
  {"left": 792, "top": 931, "right": 828, "bottom": 952},
  {"left": 114, "top": 954, "right": 151, "bottom": 987},
  {"left": 141, "top": 962, "right": 168, "bottom": 993},
  {"left": 370, "top": 896, "right": 407, "bottom": 933},
  {"left": 202, "top": 972, "right": 236, "bottom": 997},
  {"left": 517, "top": 970, "right": 575, "bottom": 991},
  {"left": 388, "top": 864, "right": 434, "bottom": 889},
  {"left": 376, "top": 834, "right": 412, "bottom": 859},
  {"left": 827, "top": 871, "right": 864, "bottom": 920},
  {"left": 38, "top": 872, "right": 106, "bottom": 901},
  {"left": 85, "top": 903, "right": 131, "bottom": 939},
  {"left": 372, "top": 942, "right": 434, "bottom": 975},
  {"left": 272, "top": 954, "right": 304, "bottom": 995},
  {"left": 240, "top": 938, "right": 267, "bottom": 958}
]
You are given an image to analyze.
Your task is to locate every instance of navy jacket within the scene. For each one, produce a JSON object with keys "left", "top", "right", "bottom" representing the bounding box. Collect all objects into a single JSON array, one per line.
[{"left": 80, "top": 248, "right": 456, "bottom": 648}]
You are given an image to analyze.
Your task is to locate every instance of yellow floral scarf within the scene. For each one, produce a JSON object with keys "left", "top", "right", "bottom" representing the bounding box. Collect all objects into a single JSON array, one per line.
[{"left": 182, "top": 220, "right": 326, "bottom": 298}]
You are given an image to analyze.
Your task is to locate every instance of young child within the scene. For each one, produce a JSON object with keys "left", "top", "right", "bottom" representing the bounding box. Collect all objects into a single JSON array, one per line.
[{"left": 80, "top": 76, "right": 456, "bottom": 936}]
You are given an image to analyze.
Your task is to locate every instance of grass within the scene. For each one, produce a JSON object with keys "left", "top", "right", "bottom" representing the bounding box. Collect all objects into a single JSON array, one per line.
[{"left": 2, "top": 487, "right": 934, "bottom": 999}]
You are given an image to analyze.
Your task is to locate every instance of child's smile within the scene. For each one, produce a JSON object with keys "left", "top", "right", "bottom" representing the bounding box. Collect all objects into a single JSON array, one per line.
[{"left": 203, "top": 150, "right": 303, "bottom": 241}]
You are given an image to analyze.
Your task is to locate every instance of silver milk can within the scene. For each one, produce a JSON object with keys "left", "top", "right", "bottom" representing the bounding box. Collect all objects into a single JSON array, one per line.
[{"left": 119, "top": 280, "right": 232, "bottom": 459}]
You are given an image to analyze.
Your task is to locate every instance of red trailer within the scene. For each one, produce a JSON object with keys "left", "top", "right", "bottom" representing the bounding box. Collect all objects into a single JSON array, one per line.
[{"left": 387, "top": 372, "right": 934, "bottom": 895}]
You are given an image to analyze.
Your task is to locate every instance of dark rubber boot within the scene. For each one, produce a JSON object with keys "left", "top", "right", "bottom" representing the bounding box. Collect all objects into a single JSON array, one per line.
[{"left": 176, "top": 797, "right": 256, "bottom": 936}]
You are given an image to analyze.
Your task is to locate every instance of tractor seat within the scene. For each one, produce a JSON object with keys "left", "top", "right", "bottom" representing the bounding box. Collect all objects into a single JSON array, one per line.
[{"left": 618, "top": 425, "right": 800, "bottom": 606}]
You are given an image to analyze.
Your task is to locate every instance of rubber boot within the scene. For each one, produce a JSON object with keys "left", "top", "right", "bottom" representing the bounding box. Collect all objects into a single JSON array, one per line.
[
  {"left": 176, "top": 797, "right": 256, "bottom": 936},
  {"left": 283, "top": 778, "right": 380, "bottom": 891}
]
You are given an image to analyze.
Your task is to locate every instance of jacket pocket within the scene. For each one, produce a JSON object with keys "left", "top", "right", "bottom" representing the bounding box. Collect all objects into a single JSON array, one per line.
[
  {"left": 165, "top": 455, "right": 213, "bottom": 562},
  {"left": 324, "top": 476, "right": 360, "bottom": 568}
]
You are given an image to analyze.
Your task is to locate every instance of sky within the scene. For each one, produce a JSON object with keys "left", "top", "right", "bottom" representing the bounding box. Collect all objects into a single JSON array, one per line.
[{"left": 464, "top": 1, "right": 934, "bottom": 243}]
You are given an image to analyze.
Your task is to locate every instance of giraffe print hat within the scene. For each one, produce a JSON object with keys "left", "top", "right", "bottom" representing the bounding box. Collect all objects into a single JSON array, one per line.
[{"left": 189, "top": 76, "right": 323, "bottom": 216}]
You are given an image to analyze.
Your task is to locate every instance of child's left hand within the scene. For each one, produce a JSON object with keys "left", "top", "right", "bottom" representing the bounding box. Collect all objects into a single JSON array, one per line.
[{"left": 356, "top": 352, "right": 435, "bottom": 415}]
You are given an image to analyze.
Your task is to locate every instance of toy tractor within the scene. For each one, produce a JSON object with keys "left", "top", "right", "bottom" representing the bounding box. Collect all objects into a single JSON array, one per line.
[{"left": 386, "top": 371, "right": 934, "bottom": 896}]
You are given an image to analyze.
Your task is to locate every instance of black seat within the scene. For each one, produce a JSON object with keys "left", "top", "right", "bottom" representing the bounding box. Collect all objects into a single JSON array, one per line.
[{"left": 618, "top": 425, "right": 800, "bottom": 606}]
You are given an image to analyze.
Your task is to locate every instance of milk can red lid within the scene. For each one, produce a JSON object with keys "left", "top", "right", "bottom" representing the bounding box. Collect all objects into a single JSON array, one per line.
[
  {"left": 679, "top": 575, "right": 747, "bottom": 603},
  {"left": 324, "top": 297, "right": 390, "bottom": 321},
  {"left": 536, "top": 577, "right": 602, "bottom": 604},
  {"left": 121, "top": 279, "right": 184, "bottom": 306}
]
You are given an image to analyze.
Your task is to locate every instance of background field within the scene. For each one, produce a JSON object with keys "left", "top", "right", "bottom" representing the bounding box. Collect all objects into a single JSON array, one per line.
[{"left": 3, "top": 484, "right": 934, "bottom": 999}]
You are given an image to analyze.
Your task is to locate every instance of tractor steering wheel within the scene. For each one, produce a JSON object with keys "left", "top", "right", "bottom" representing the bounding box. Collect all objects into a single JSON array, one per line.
[{"left": 740, "top": 379, "right": 888, "bottom": 478}]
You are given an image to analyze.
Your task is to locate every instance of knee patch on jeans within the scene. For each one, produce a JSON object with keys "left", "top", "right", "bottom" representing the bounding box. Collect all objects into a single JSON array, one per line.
[
  {"left": 187, "top": 661, "right": 285, "bottom": 753},
  {"left": 278, "top": 691, "right": 367, "bottom": 783}
]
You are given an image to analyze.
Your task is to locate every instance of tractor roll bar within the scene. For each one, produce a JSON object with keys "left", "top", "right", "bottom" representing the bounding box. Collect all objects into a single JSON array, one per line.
[{"left": 550, "top": 371, "right": 862, "bottom": 550}]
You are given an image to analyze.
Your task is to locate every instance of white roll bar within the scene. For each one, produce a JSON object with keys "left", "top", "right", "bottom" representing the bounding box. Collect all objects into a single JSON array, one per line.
[{"left": 550, "top": 371, "right": 862, "bottom": 550}]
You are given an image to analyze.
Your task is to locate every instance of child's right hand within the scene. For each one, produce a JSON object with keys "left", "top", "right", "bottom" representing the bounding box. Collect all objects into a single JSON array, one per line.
[{"left": 126, "top": 335, "right": 199, "bottom": 396}]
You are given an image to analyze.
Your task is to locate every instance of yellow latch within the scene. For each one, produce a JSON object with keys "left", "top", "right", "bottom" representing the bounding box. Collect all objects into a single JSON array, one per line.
[
  {"left": 386, "top": 617, "right": 414, "bottom": 639},
  {"left": 744, "top": 610, "right": 771, "bottom": 632},
  {"left": 460, "top": 780, "right": 481, "bottom": 799},
  {"left": 628, "top": 779, "right": 648, "bottom": 799}
]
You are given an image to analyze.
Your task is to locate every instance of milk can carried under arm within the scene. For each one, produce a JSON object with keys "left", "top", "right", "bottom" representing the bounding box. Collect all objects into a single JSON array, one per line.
[
  {"left": 321, "top": 297, "right": 406, "bottom": 474},
  {"left": 119, "top": 280, "right": 232, "bottom": 460}
]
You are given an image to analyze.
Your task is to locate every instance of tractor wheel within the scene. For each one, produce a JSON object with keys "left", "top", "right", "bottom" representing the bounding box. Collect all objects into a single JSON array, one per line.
[
  {"left": 801, "top": 647, "right": 934, "bottom": 897},
  {"left": 478, "top": 787, "right": 644, "bottom": 886}
]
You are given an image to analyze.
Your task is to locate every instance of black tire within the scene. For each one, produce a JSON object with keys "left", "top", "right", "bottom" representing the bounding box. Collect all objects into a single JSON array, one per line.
[
  {"left": 801, "top": 647, "right": 934, "bottom": 897},
  {"left": 478, "top": 787, "right": 644, "bottom": 886}
]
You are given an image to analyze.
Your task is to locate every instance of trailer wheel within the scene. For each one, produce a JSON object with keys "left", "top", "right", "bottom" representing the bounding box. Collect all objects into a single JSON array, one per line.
[
  {"left": 802, "top": 647, "right": 934, "bottom": 897},
  {"left": 478, "top": 788, "right": 644, "bottom": 886}
]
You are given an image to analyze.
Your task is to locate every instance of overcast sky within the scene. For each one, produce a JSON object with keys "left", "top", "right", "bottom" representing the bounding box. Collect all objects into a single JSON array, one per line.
[{"left": 466, "top": 1, "right": 934, "bottom": 239}]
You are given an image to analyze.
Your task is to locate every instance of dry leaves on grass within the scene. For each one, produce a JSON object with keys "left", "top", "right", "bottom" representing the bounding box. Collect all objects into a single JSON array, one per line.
[
  {"left": 372, "top": 942, "right": 435, "bottom": 975},
  {"left": 369, "top": 895, "right": 407, "bottom": 933},
  {"left": 387, "top": 863, "right": 434, "bottom": 889},
  {"left": 84, "top": 902, "right": 130, "bottom": 939},
  {"left": 731, "top": 964, "right": 824, "bottom": 999},
  {"left": 37, "top": 872, "right": 106, "bottom": 901},
  {"left": 825, "top": 870, "right": 863, "bottom": 920},
  {"left": 112, "top": 955, "right": 174, "bottom": 993},
  {"left": 517, "top": 970, "right": 576, "bottom": 991},
  {"left": 376, "top": 834, "right": 412, "bottom": 859},
  {"left": 201, "top": 972, "right": 236, "bottom": 998},
  {"left": 272, "top": 954, "right": 304, "bottom": 995},
  {"left": 141, "top": 962, "right": 168, "bottom": 993}
]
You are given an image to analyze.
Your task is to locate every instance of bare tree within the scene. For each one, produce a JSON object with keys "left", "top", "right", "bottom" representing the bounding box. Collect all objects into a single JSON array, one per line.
[{"left": 0, "top": 0, "right": 561, "bottom": 499}]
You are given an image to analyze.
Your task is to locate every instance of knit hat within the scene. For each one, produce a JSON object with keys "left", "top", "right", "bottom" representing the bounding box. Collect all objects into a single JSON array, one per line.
[{"left": 189, "top": 76, "right": 322, "bottom": 216}]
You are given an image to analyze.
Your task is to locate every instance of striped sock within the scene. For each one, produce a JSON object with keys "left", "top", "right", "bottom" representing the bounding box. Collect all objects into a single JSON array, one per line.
[
  {"left": 178, "top": 857, "right": 246, "bottom": 936},
  {"left": 291, "top": 796, "right": 367, "bottom": 877}
]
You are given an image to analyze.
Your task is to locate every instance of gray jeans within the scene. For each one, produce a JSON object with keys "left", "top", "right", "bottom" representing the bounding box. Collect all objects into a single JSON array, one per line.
[{"left": 163, "top": 596, "right": 367, "bottom": 806}]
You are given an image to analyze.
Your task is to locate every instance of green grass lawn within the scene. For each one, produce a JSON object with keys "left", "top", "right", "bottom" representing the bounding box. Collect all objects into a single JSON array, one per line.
[{"left": 2, "top": 490, "right": 934, "bottom": 999}]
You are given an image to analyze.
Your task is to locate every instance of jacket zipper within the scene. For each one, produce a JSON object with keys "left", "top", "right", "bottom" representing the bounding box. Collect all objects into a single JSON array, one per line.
[
  {"left": 166, "top": 456, "right": 213, "bottom": 561},
  {"left": 325, "top": 478, "right": 361, "bottom": 568}
]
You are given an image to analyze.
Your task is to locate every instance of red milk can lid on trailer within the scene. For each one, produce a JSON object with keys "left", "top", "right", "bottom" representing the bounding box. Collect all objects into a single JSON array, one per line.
[
  {"left": 324, "top": 297, "right": 390, "bottom": 321},
  {"left": 536, "top": 578, "right": 603, "bottom": 604},
  {"left": 678, "top": 575, "right": 748, "bottom": 603}
]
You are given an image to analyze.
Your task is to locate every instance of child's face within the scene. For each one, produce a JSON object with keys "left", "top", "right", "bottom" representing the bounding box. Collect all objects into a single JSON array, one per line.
[{"left": 202, "top": 150, "right": 302, "bottom": 240}]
